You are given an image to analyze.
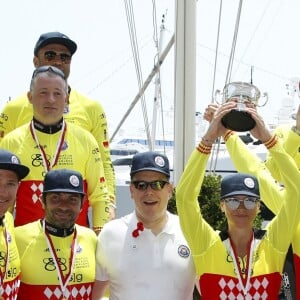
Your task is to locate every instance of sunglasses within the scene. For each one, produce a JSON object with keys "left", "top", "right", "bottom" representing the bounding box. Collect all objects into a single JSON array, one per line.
[
  {"left": 32, "top": 66, "right": 65, "bottom": 80},
  {"left": 223, "top": 197, "right": 259, "bottom": 210},
  {"left": 44, "top": 50, "right": 72, "bottom": 64},
  {"left": 132, "top": 180, "right": 169, "bottom": 191}
]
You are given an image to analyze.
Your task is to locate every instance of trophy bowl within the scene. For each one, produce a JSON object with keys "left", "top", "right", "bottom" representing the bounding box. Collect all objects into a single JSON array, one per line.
[
  {"left": 221, "top": 109, "right": 256, "bottom": 131},
  {"left": 215, "top": 81, "right": 267, "bottom": 132}
]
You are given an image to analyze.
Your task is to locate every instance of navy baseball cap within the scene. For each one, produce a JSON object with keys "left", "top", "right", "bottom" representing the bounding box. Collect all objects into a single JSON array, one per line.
[
  {"left": 130, "top": 151, "right": 170, "bottom": 177},
  {"left": 34, "top": 31, "right": 77, "bottom": 56},
  {"left": 43, "top": 169, "right": 85, "bottom": 196},
  {"left": 0, "top": 149, "right": 29, "bottom": 180},
  {"left": 220, "top": 173, "right": 260, "bottom": 199}
]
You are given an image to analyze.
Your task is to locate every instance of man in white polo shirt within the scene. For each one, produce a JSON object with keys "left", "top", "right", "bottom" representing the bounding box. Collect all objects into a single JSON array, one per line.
[{"left": 92, "top": 151, "right": 197, "bottom": 300}]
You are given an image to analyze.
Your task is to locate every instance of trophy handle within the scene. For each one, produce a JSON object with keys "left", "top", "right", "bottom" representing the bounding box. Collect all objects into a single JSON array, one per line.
[
  {"left": 214, "top": 89, "right": 222, "bottom": 105},
  {"left": 257, "top": 92, "right": 268, "bottom": 107}
]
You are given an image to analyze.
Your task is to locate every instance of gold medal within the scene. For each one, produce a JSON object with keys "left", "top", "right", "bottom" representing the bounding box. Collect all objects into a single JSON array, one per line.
[
  {"left": 0, "top": 296, "right": 5, "bottom": 300},
  {"left": 61, "top": 298, "right": 67, "bottom": 300}
]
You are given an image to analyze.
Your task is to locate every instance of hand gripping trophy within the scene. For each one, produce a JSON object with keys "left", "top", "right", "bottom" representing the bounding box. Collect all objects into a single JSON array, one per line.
[{"left": 215, "top": 81, "right": 268, "bottom": 131}]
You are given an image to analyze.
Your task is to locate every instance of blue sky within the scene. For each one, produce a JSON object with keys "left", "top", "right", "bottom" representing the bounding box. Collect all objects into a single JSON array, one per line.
[{"left": 1, "top": 0, "right": 300, "bottom": 140}]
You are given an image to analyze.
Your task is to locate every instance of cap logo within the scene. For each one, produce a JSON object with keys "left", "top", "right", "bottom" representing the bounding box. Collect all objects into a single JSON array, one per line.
[
  {"left": 244, "top": 177, "right": 255, "bottom": 189},
  {"left": 69, "top": 175, "right": 80, "bottom": 187},
  {"left": 154, "top": 156, "right": 165, "bottom": 168},
  {"left": 11, "top": 155, "right": 20, "bottom": 165}
]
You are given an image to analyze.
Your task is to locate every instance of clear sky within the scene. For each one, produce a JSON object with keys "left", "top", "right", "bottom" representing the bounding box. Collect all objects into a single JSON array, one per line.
[{"left": 1, "top": 0, "right": 300, "bottom": 141}]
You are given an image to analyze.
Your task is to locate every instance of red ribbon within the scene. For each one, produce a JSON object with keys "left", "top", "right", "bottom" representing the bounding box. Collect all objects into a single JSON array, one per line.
[{"left": 132, "top": 222, "right": 144, "bottom": 238}]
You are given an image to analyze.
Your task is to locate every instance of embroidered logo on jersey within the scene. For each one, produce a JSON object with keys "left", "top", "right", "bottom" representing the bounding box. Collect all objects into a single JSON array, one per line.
[
  {"left": 7, "top": 231, "right": 12, "bottom": 243},
  {"left": 178, "top": 245, "right": 190, "bottom": 258},
  {"left": 0, "top": 113, "right": 8, "bottom": 121},
  {"left": 92, "top": 148, "right": 100, "bottom": 155},
  {"left": 70, "top": 175, "right": 80, "bottom": 187},
  {"left": 61, "top": 141, "right": 68, "bottom": 151},
  {"left": 64, "top": 106, "right": 70, "bottom": 114},
  {"left": 44, "top": 257, "right": 67, "bottom": 271},
  {"left": 32, "top": 153, "right": 50, "bottom": 167},
  {"left": 76, "top": 244, "right": 83, "bottom": 254},
  {"left": 99, "top": 113, "right": 105, "bottom": 120}
]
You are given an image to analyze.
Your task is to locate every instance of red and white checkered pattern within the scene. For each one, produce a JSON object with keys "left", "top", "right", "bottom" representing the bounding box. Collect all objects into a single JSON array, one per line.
[
  {"left": 218, "top": 277, "right": 269, "bottom": 299},
  {"left": 43, "top": 284, "right": 92, "bottom": 299},
  {"left": 2, "top": 278, "right": 20, "bottom": 300},
  {"left": 30, "top": 182, "right": 43, "bottom": 203}
]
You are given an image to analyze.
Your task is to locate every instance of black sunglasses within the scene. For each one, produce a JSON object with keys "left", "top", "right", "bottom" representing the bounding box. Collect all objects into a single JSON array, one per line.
[
  {"left": 32, "top": 66, "right": 65, "bottom": 80},
  {"left": 44, "top": 50, "right": 72, "bottom": 64},
  {"left": 131, "top": 180, "right": 169, "bottom": 191}
]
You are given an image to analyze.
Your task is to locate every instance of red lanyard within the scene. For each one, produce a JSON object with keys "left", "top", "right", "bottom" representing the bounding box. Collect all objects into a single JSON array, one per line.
[{"left": 43, "top": 220, "right": 77, "bottom": 299}]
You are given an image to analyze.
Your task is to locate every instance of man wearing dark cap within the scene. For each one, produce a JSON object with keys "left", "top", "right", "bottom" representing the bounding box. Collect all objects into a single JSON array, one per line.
[
  {"left": 92, "top": 151, "right": 197, "bottom": 300},
  {"left": 0, "top": 31, "right": 116, "bottom": 216},
  {"left": 15, "top": 168, "right": 97, "bottom": 300},
  {"left": 0, "top": 149, "right": 29, "bottom": 299},
  {"left": 176, "top": 102, "right": 300, "bottom": 299}
]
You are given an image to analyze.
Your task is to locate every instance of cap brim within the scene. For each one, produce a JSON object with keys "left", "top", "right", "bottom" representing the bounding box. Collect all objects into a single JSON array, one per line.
[
  {"left": 130, "top": 167, "right": 170, "bottom": 177},
  {"left": 221, "top": 190, "right": 259, "bottom": 199},
  {"left": 35, "top": 37, "right": 77, "bottom": 55},
  {"left": 0, "top": 163, "right": 29, "bottom": 180},
  {"left": 43, "top": 188, "right": 85, "bottom": 196}
]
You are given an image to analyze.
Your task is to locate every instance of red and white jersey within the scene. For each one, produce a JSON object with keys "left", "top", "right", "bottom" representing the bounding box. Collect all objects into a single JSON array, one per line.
[
  {"left": 227, "top": 132, "right": 300, "bottom": 299},
  {"left": 15, "top": 221, "right": 97, "bottom": 300},
  {"left": 0, "top": 122, "right": 109, "bottom": 229},
  {"left": 176, "top": 140, "right": 300, "bottom": 299},
  {"left": 0, "top": 212, "right": 20, "bottom": 300},
  {"left": 0, "top": 88, "right": 116, "bottom": 202}
]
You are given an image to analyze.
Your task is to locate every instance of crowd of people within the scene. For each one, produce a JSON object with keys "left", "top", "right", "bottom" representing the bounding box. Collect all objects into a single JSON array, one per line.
[{"left": 0, "top": 30, "right": 299, "bottom": 300}]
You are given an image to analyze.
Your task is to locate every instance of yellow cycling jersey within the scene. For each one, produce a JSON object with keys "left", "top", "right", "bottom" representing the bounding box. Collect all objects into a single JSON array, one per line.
[
  {"left": 227, "top": 132, "right": 300, "bottom": 298},
  {"left": 265, "top": 124, "right": 300, "bottom": 182},
  {"left": 15, "top": 221, "right": 97, "bottom": 300},
  {"left": 0, "top": 88, "right": 115, "bottom": 202},
  {"left": 0, "top": 121, "right": 109, "bottom": 229},
  {"left": 176, "top": 140, "right": 300, "bottom": 299},
  {"left": 0, "top": 212, "right": 20, "bottom": 299}
]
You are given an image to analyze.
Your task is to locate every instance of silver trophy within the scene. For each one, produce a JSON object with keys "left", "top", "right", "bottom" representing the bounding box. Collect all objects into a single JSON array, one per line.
[{"left": 215, "top": 81, "right": 268, "bottom": 131}]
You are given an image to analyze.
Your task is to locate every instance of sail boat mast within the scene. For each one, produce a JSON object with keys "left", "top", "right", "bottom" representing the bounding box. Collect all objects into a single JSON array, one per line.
[
  {"left": 109, "top": 35, "right": 174, "bottom": 143},
  {"left": 151, "top": 13, "right": 166, "bottom": 151}
]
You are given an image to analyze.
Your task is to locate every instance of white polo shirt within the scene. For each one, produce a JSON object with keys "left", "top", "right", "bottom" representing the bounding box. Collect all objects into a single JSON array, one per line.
[{"left": 95, "top": 211, "right": 196, "bottom": 300}]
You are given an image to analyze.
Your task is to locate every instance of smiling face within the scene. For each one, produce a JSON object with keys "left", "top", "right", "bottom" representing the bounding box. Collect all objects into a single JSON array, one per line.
[
  {"left": 130, "top": 170, "right": 173, "bottom": 228},
  {"left": 0, "top": 170, "right": 19, "bottom": 217},
  {"left": 42, "top": 192, "right": 83, "bottom": 228}
]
